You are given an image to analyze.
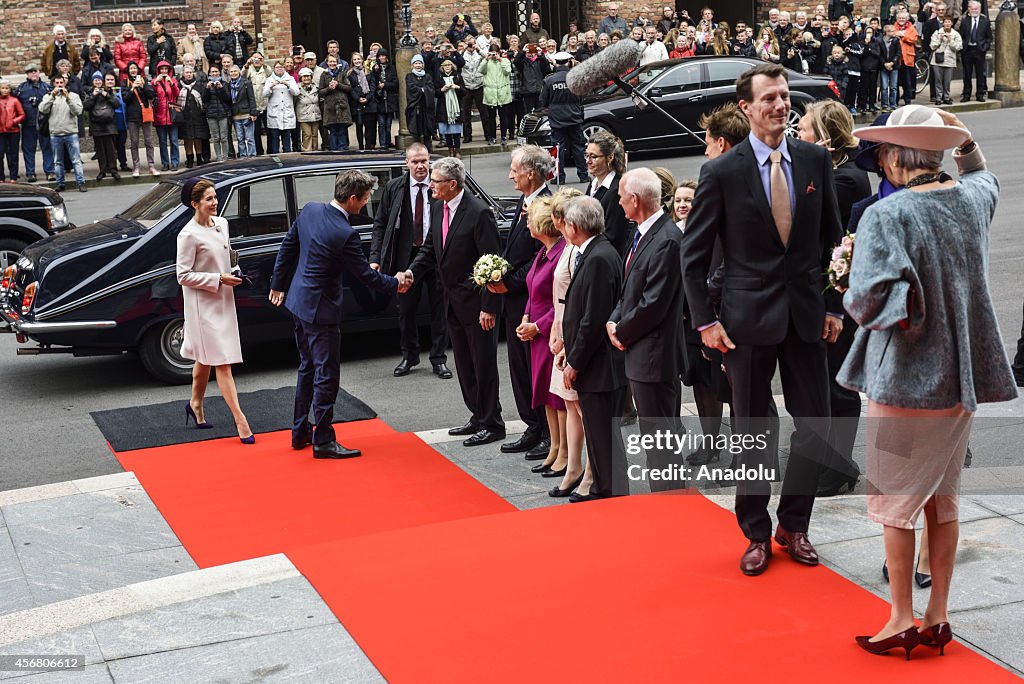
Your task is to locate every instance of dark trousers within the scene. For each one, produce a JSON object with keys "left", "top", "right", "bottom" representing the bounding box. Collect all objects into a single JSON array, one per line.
[
  {"left": 93, "top": 134, "right": 117, "bottom": 174},
  {"left": 522, "top": 93, "right": 540, "bottom": 115},
  {"left": 448, "top": 304, "right": 503, "bottom": 431},
  {"left": 254, "top": 111, "right": 267, "bottom": 155},
  {"left": 1011, "top": 298, "right": 1024, "bottom": 381},
  {"left": 503, "top": 295, "right": 543, "bottom": 437},
  {"left": 579, "top": 387, "right": 627, "bottom": 497},
  {"left": 550, "top": 125, "right": 587, "bottom": 181},
  {"left": 353, "top": 111, "right": 378, "bottom": 149},
  {"left": 820, "top": 317, "right": 862, "bottom": 484},
  {"left": 291, "top": 316, "right": 342, "bottom": 446},
  {"left": 898, "top": 63, "right": 917, "bottom": 104},
  {"left": 860, "top": 69, "right": 879, "bottom": 107},
  {"left": 20, "top": 126, "right": 54, "bottom": 177},
  {"left": 0, "top": 132, "right": 20, "bottom": 181},
  {"left": 377, "top": 112, "right": 395, "bottom": 149},
  {"left": 267, "top": 128, "right": 293, "bottom": 153},
  {"left": 398, "top": 249, "right": 447, "bottom": 365},
  {"left": 961, "top": 47, "right": 987, "bottom": 98},
  {"left": 844, "top": 74, "right": 861, "bottom": 109},
  {"left": 510, "top": 98, "right": 525, "bottom": 134},
  {"left": 460, "top": 88, "right": 484, "bottom": 141},
  {"left": 632, "top": 378, "right": 682, "bottom": 491},
  {"left": 724, "top": 322, "right": 830, "bottom": 541}
]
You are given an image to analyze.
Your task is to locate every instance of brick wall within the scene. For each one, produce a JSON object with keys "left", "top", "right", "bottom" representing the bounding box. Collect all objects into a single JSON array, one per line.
[{"left": 0, "top": 0, "right": 292, "bottom": 79}]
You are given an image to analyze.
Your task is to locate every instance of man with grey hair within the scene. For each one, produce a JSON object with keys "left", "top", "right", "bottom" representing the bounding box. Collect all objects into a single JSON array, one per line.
[
  {"left": 958, "top": 0, "right": 991, "bottom": 102},
  {"left": 561, "top": 195, "right": 627, "bottom": 501},
  {"left": 270, "top": 169, "right": 407, "bottom": 460},
  {"left": 600, "top": 3, "right": 628, "bottom": 36},
  {"left": 607, "top": 169, "right": 683, "bottom": 487},
  {"left": 42, "top": 25, "right": 81, "bottom": 80},
  {"left": 488, "top": 145, "right": 553, "bottom": 455},
  {"left": 407, "top": 157, "right": 505, "bottom": 446}
]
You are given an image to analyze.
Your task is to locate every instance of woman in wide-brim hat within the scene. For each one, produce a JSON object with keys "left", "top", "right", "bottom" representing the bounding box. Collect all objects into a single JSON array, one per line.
[{"left": 838, "top": 105, "right": 1018, "bottom": 659}]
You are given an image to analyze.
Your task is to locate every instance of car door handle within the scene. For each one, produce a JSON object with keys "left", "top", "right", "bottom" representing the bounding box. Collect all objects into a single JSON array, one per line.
[{"left": 688, "top": 94, "right": 704, "bottom": 102}]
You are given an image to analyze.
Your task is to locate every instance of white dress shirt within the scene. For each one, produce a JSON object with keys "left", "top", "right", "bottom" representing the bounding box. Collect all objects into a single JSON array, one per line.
[
  {"left": 589, "top": 171, "right": 616, "bottom": 197},
  {"left": 409, "top": 175, "right": 431, "bottom": 242}
]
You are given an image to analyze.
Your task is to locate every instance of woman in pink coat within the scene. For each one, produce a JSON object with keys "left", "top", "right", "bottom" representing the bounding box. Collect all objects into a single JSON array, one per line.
[
  {"left": 115, "top": 23, "right": 148, "bottom": 81},
  {"left": 175, "top": 178, "right": 254, "bottom": 443}
]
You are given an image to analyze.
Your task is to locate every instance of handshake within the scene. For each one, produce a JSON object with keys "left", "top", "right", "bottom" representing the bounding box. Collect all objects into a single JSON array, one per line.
[{"left": 395, "top": 270, "right": 414, "bottom": 293}]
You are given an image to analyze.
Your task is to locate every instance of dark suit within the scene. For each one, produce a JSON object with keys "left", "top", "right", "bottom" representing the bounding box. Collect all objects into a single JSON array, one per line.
[
  {"left": 959, "top": 14, "right": 992, "bottom": 99},
  {"left": 611, "top": 211, "right": 683, "bottom": 488},
  {"left": 589, "top": 173, "right": 633, "bottom": 256},
  {"left": 409, "top": 190, "right": 504, "bottom": 431},
  {"left": 563, "top": 235, "right": 627, "bottom": 497},
  {"left": 270, "top": 202, "right": 399, "bottom": 445},
  {"left": 500, "top": 187, "right": 551, "bottom": 438},
  {"left": 681, "top": 135, "right": 842, "bottom": 541},
  {"left": 370, "top": 172, "right": 448, "bottom": 365}
]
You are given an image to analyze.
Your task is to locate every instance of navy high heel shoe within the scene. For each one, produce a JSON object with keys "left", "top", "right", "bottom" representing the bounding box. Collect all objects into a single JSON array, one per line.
[
  {"left": 239, "top": 435, "right": 256, "bottom": 445},
  {"left": 185, "top": 403, "right": 214, "bottom": 429}
]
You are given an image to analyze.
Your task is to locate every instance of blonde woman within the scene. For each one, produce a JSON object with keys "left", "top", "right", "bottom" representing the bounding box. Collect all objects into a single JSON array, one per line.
[
  {"left": 547, "top": 188, "right": 590, "bottom": 498},
  {"left": 673, "top": 180, "right": 697, "bottom": 231},
  {"left": 179, "top": 24, "right": 209, "bottom": 74},
  {"left": 82, "top": 28, "right": 114, "bottom": 66},
  {"left": 755, "top": 27, "right": 780, "bottom": 63},
  {"left": 115, "top": 24, "right": 148, "bottom": 76}
]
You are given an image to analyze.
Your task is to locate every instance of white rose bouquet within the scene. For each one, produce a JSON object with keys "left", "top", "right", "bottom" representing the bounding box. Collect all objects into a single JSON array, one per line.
[
  {"left": 471, "top": 254, "right": 511, "bottom": 289},
  {"left": 826, "top": 232, "right": 855, "bottom": 293}
]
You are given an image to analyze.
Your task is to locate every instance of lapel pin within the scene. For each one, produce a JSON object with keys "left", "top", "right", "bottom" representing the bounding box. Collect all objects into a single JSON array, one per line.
[{"left": 806, "top": 182, "right": 817, "bottom": 194}]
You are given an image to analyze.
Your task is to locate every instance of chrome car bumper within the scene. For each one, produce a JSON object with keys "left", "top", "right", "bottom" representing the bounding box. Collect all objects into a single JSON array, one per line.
[{"left": 6, "top": 319, "right": 118, "bottom": 334}]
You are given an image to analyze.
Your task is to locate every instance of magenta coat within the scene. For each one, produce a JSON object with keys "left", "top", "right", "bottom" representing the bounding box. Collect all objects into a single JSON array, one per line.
[{"left": 524, "top": 238, "right": 566, "bottom": 411}]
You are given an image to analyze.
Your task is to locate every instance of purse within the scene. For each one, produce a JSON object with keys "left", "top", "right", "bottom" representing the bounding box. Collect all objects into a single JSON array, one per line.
[
  {"left": 934, "top": 51, "right": 945, "bottom": 64},
  {"left": 135, "top": 89, "right": 154, "bottom": 124}
]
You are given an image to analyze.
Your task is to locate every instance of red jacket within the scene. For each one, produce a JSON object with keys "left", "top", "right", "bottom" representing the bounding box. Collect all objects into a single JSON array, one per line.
[
  {"left": 0, "top": 96, "right": 26, "bottom": 133},
  {"left": 152, "top": 71, "right": 180, "bottom": 126},
  {"left": 115, "top": 37, "right": 148, "bottom": 75}
]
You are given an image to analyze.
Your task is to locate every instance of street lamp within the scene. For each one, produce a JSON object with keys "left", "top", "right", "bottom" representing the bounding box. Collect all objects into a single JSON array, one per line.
[{"left": 400, "top": 0, "right": 418, "bottom": 47}]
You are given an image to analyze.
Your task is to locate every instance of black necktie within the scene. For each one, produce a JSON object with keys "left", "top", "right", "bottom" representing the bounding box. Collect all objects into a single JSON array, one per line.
[
  {"left": 971, "top": 18, "right": 978, "bottom": 44},
  {"left": 574, "top": 250, "right": 583, "bottom": 276},
  {"left": 413, "top": 183, "right": 425, "bottom": 247}
]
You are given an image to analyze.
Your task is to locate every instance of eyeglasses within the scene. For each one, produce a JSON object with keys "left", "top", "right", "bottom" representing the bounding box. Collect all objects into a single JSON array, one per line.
[{"left": 583, "top": 153, "right": 605, "bottom": 161}]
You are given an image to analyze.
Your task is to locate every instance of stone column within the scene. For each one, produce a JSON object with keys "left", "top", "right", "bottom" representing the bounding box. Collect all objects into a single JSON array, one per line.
[
  {"left": 396, "top": 48, "right": 417, "bottom": 150},
  {"left": 992, "top": 0, "right": 1023, "bottom": 106}
]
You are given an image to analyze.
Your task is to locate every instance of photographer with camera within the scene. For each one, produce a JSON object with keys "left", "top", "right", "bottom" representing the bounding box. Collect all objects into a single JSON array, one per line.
[
  {"left": 38, "top": 74, "right": 85, "bottom": 192},
  {"left": 83, "top": 71, "right": 120, "bottom": 181},
  {"left": 480, "top": 45, "right": 512, "bottom": 146},
  {"left": 14, "top": 64, "right": 54, "bottom": 183},
  {"left": 446, "top": 14, "right": 478, "bottom": 44},
  {"left": 203, "top": 65, "right": 232, "bottom": 161}
]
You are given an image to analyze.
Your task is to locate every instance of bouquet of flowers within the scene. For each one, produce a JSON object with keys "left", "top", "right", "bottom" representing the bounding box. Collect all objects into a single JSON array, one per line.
[
  {"left": 826, "top": 232, "right": 855, "bottom": 292},
  {"left": 471, "top": 254, "right": 511, "bottom": 289}
]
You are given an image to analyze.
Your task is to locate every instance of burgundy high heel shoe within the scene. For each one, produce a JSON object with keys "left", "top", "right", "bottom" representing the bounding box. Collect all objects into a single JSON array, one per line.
[
  {"left": 185, "top": 403, "right": 214, "bottom": 429},
  {"left": 918, "top": 622, "right": 953, "bottom": 655},
  {"left": 856, "top": 626, "right": 921, "bottom": 660}
]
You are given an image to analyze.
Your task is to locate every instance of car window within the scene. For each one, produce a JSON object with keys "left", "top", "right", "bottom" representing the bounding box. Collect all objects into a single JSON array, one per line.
[
  {"left": 649, "top": 63, "right": 701, "bottom": 94},
  {"left": 221, "top": 177, "right": 289, "bottom": 238},
  {"left": 706, "top": 60, "right": 751, "bottom": 88},
  {"left": 118, "top": 181, "right": 181, "bottom": 229},
  {"left": 294, "top": 168, "right": 395, "bottom": 227},
  {"left": 595, "top": 64, "right": 667, "bottom": 95}
]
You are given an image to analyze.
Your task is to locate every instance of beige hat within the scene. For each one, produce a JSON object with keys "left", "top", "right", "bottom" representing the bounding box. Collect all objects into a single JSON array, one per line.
[
  {"left": 853, "top": 105, "right": 971, "bottom": 151},
  {"left": 303, "top": 51, "right": 317, "bottom": 60}
]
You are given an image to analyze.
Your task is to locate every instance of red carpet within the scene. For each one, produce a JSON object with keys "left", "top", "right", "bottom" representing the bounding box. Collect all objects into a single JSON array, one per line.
[
  {"left": 115, "top": 419, "right": 514, "bottom": 568},
  {"left": 289, "top": 494, "right": 1021, "bottom": 683},
  {"left": 116, "top": 423, "right": 1019, "bottom": 681}
]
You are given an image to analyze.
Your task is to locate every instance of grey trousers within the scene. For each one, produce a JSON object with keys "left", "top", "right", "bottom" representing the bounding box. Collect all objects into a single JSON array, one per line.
[{"left": 127, "top": 121, "right": 155, "bottom": 168}]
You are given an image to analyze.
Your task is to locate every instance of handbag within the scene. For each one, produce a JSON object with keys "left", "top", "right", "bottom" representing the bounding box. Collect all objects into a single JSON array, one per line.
[
  {"left": 90, "top": 97, "right": 115, "bottom": 124},
  {"left": 170, "top": 104, "right": 185, "bottom": 125},
  {"left": 934, "top": 51, "right": 945, "bottom": 64},
  {"left": 135, "top": 89, "right": 154, "bottom": 124}
]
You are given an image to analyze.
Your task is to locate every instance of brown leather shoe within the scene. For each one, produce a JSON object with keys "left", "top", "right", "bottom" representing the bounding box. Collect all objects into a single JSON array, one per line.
[
  {"left": 774, "top": 526, "right": 819, "bottom": 566},
  {"left": 740, "top": 540, "right": 772, "bottom": 576}
]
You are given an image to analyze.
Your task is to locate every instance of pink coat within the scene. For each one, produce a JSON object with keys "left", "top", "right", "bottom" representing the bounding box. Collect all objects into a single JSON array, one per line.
[
  {"left": 115, "top": 37, "right": 148, "bottom": 75},
  {"left": 152, "top": 67, "right": 180, "bottom": 126}
]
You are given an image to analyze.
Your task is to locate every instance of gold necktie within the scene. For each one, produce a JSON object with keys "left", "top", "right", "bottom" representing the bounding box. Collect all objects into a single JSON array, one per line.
[{"left": 769, "top": 150, "right": 792, "bottom": 246}]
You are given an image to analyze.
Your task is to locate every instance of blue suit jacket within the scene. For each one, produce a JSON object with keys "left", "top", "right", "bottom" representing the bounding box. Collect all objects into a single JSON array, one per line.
[{"left": 270, "top": 202, "right": 398, "bottom": 325}]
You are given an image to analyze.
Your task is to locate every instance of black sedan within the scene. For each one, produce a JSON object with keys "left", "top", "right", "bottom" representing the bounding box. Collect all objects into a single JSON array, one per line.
[
  {"left": 517, "top": 56, "right": 841, "bottom": 152},
  {"left": 0, "top": 183, "right": 74, "bottom": 271},
  {"left": 0, "top": 153, "right": 516, "bottom": 384}
]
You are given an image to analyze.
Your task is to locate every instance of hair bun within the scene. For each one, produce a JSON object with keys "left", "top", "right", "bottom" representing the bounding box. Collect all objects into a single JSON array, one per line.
[{"left": 180, "top": 177, "right": 201, "bottom": 208}]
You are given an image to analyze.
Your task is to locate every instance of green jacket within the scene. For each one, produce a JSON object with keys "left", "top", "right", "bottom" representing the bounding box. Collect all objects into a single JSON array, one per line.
[{"left": 480, "top": 57, "right": 512, "bottom": 106}]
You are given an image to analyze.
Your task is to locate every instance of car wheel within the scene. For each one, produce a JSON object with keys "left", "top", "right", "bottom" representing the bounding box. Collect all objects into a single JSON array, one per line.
[
  {"left": 140, "top": 318, "right": 193, "bottom": 385},
  {"left": 0, "top": 239, "right": 28, "bottom": 271},
  {"left": 785, "top": 107, "right": 804, "bottom": 138},
  {"left": 582, "top": 122, "right": 612, "bottom": 143}
]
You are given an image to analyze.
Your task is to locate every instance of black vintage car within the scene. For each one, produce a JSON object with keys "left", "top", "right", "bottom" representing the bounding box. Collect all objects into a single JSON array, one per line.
[
  {"left": 0, "top": 183, "right": 74, "bottom": 270},
  {"left": 0, "top": 153, "right": 516, "bottom": 384},
  {"left": 518, "top": 56, "right": 841, "bottom": 152}
]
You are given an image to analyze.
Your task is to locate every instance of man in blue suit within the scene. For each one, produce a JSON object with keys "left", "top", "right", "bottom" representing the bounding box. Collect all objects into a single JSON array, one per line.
[{"left": 270, "top": 170, "right": 409, "bottom": 459}]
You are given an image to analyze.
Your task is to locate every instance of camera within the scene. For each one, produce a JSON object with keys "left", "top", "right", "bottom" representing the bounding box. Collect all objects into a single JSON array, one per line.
[{"left": 292, "top": 45, "right": 303, "bottom": 56}]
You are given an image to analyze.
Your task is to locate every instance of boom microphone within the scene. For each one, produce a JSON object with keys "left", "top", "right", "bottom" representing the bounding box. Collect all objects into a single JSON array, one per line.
[{"left": 566, "top": 39, "right": 645, "bottom": 96}]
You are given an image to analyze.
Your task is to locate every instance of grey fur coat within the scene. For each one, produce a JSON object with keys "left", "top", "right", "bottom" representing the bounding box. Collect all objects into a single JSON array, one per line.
[{"left": 837, "top": 147, "right": 1017, "bottom": 412}]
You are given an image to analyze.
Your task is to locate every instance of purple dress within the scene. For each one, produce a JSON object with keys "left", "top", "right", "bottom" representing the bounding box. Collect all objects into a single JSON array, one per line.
[{"left": 524, "top": 238, "right": 566, "bottom": 411}]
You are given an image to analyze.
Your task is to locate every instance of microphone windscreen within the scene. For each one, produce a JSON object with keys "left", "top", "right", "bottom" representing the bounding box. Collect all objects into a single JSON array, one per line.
[{"left": 565, "top": 40, "right": 645, "bottom": 96}]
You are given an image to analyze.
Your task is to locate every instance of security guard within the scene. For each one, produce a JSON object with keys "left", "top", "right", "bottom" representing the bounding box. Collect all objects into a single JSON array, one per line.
[{"left": 539, "top": 52, "right": 590, "bottom": 185}]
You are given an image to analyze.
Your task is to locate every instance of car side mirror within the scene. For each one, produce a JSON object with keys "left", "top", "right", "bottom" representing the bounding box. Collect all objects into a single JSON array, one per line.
[{"left": 648, "top": 87, "right": 663, "bottom": 98}]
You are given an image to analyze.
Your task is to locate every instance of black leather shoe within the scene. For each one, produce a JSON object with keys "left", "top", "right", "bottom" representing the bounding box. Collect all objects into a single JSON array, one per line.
[
  {"left": 291, "top": 435, "right": 312, "bottom": 450},
  {"left": 313, "top": 441, "right": 361, "bottom": 459},
  {"left": 542, "top": 466, "right": 567, "bottom": 478},
  {"left": 523, "top": 439, "right": 551, "bottom": 460},
  {"left": 394, "top": 357, "right": 419, "bottom": 376},
  {"left": 448, "top": 421, "right": 479, "bottom": 436},
  {"left": 816, "top": 473, "right": 859, "bottom": 497},
  {"left": 432, "top": 363, "right": 453, "bottom": 379},
  {"left": 501, "top": 433, "right": 541, "bottom": 453},
  {"left": 961, "top": 96, "right": 971, "bottom": 102},
  {"left": 464, "top": 429, "right": 506, "bottom": 447},
  {"left": 531, "top": 462, "right": 552, "bottom": 474}
]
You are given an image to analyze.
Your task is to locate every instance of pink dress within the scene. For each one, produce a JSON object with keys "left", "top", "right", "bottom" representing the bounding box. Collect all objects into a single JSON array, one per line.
[
  {"left": 175, "top": 216, "right": 242, "bottom": 366},
  {"left": 524, "top": 239, "right": 566, "bottom": 411}
]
